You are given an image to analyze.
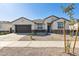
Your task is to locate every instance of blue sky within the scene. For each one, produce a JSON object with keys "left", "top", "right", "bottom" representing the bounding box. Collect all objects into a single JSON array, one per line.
[{"left": 0, "top": 3, "right": 79, "bottom": 21}]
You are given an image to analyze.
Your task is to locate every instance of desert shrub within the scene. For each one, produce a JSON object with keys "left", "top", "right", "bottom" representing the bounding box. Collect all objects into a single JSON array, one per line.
[{"left": 0, "top": 31, "right": 10, "bottom": 35}]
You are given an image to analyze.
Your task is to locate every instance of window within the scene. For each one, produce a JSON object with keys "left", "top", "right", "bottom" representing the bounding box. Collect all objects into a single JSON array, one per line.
[
  {"left": 58, "top": 22, "right": 64, "bottom": 28},
  {"left": 37, "top": 23, "right": 43, "bottom": 30}
]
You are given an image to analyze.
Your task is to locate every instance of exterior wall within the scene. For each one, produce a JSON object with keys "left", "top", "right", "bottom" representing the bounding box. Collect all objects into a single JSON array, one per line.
[
  {"left": 74, "top": 23, "right": 78, "bottom": 30},
  {"left": 43, "top": 20, "right": 48, "bottom": 30},
  {"left": 51, "top": 19, "right": 70, "bottom": 30},
  {"left": 32, "top": 20, "right": 48, "bottom": 33},
  {"left": 12, "top": 18, "right": 35, "bottom": 32},
  {"left": 0, "top": 23, "right": 12, "bottom": 32},
  {"left": 34, "top": 24, "right": 45, "bottom": 30},
  {"left": 45, "top": 16, "right": 58, "bottom": 23}
]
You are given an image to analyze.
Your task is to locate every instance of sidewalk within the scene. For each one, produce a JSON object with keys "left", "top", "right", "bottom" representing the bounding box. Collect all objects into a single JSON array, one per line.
[{"left": 0, "top": 41, "right": 79, "bottom": 48}]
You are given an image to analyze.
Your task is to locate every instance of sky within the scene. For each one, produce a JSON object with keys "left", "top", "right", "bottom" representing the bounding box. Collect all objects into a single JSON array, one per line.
[{"left": 0, "top": 3, "right": 79, "bottom": 21}]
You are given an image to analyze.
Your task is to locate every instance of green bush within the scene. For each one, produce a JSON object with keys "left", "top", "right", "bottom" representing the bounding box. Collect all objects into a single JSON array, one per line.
[{"left": 0, "top": 32, "right": 10, "bottom": 35}]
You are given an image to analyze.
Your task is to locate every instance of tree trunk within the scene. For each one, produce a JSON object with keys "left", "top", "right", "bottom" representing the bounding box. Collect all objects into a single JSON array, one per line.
[
  {"left": 73, "top": 23, "right": 79, "bottom": 54},
  {"left": 63, "top": 21, "right": 67, "bottom": 52}
]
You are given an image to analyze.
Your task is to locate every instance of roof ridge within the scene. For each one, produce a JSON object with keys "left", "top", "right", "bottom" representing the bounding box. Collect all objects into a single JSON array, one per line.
[
  {"left": 44, "top": 15, "right": 59, "bottom": 20},
  {"left": 12, "top": 17, "right": 35, "bottom": 23},
  {"left": 59, "top": 17, "right": 69, "bottom": 21}
]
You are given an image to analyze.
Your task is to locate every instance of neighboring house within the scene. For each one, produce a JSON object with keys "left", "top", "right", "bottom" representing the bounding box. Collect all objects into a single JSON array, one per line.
[
  {"left": 0, "top": 15, "right": 71, "bottom": 33},
  {"left": 0, "top": 21, "right": 12, "bottom": 32}
]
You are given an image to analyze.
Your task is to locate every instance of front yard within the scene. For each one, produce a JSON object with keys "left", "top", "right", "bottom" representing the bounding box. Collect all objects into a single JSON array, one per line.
[
  {"left": 0, "top": 33, "right": 25, "bottom": 41},
  {"left": 0, "top": 33, "right": 79, "bottom": 41},
  {"left": 19, "top": 34, "right": 79, "bottom": 41},
  {"left": 0, "top": 33, "right": 79, "bottom": 56},
  {"left": 0, "top": 47, "right": 79, "bottom": 56}
]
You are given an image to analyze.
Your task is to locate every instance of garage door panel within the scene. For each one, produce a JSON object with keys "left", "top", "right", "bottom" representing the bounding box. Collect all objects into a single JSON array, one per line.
[{"left": 15, "top": 25, "right": 31, "bottom": 33}]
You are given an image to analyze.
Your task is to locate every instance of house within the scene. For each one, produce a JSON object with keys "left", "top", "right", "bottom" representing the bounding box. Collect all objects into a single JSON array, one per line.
[
  {"left": 0, "top": 15, "right": 71, "bottom": 33},
  {"left": 0, "top": 21, "right": 12, "bottom": 32}
]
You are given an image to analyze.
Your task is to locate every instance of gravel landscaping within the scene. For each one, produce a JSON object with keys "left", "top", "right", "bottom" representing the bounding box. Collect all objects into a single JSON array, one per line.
[
  {"left": 0, "top": 47, "right": 79, "bottom": 56},
  {"left": 0, "top": 33, "right": 79, "bottom": 41},
  {"left": 19, "top": 35, "right": 54, "bottom": 41},
  {"left": 19, "top": 34, "right": 79, "bottom": 41}
]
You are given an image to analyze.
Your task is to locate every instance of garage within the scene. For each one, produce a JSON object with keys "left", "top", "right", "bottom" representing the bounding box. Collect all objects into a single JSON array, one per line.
[{"left": 15, "top": 25, "right": 32, "bottom": 33}]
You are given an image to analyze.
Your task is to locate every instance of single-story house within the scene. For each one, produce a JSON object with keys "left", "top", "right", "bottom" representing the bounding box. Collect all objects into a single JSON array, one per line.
[
  {"left": 0, "top": 15, "right": 73, "bottom": 33},
  {"left": 0, "top": 21, "right": 12, "bottom": 32}
]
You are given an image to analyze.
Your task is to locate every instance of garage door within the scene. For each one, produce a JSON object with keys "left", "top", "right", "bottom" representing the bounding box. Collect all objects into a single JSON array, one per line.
[{"left": 15, "top": 25, "right": 32, "bottom": 33}]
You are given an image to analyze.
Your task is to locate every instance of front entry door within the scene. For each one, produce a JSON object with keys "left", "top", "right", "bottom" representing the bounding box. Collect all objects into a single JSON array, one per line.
[{"left": 47, "top": 26, "right": 51, "bottom": 33}]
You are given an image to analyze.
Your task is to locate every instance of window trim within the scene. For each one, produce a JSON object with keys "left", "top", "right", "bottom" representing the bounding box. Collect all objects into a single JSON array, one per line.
[
  {"left": 57, "top": 22, "right": 64, "bottom": 28},
  {"left": 36, "top": 23, "right": 44, "bottom": 30}
]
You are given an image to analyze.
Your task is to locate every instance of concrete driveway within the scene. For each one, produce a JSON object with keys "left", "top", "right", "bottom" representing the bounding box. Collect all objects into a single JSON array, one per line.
[{"left": 0, "top": 33, "right": 25, "bottom": 41}]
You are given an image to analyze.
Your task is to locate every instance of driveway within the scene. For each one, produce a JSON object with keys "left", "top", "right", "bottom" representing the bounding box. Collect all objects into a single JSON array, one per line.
[{"left": 0, "top": 33, "right": 25, "bottom": 41}]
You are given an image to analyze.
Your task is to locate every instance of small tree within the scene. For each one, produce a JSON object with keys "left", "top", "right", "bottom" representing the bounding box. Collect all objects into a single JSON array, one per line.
[
  {"left": 63, "top": 21, "right": 67, "bottom": 52},
  {"left": 73, "top": 19, "right": 79, "bottom": 54},
  {"left": 61, "top": 3, "right": 75, "bottom": 53}
]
